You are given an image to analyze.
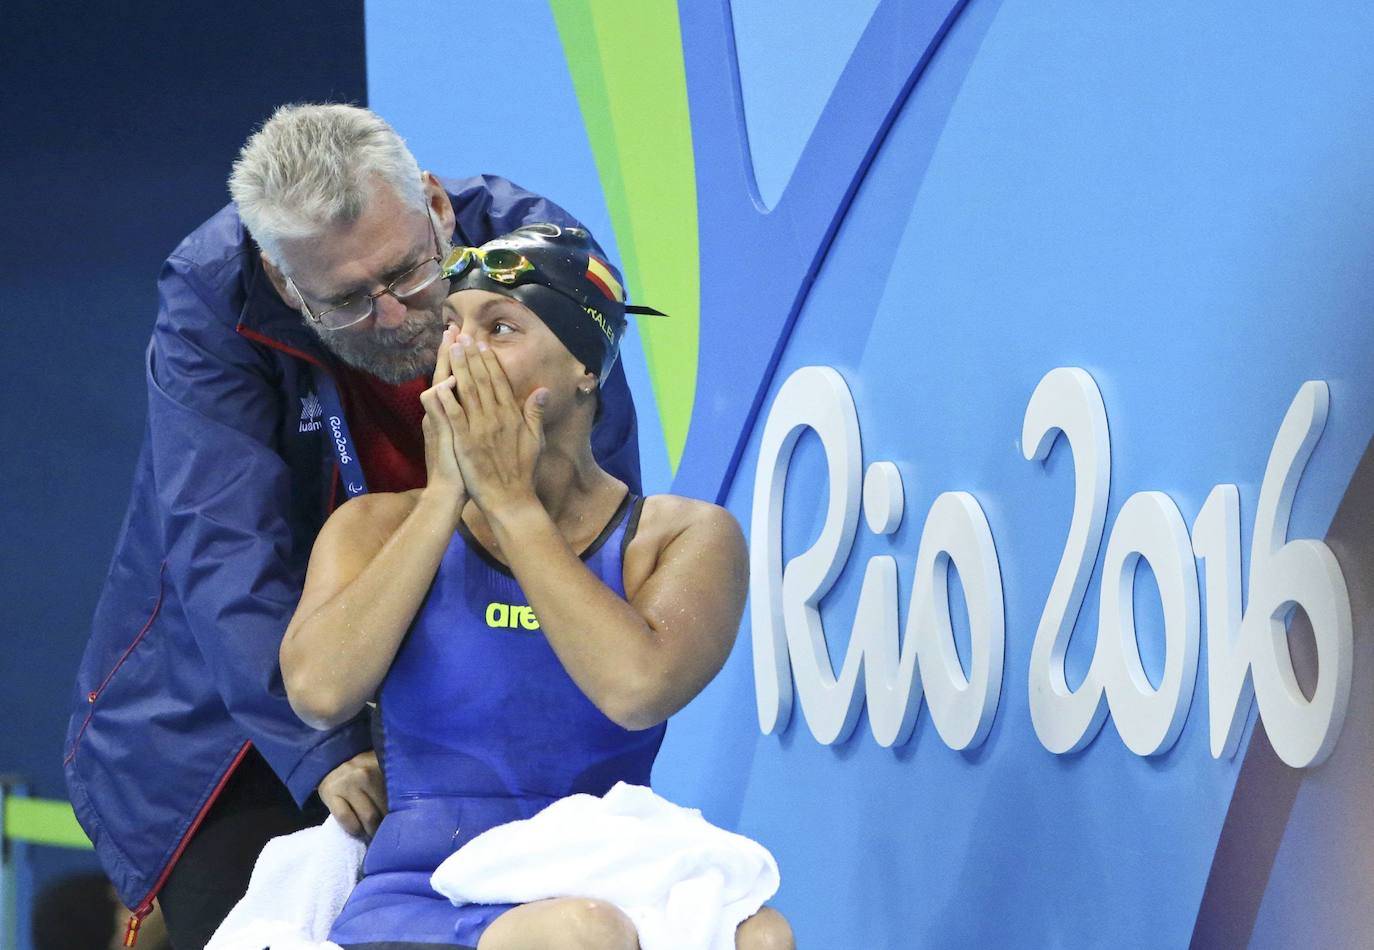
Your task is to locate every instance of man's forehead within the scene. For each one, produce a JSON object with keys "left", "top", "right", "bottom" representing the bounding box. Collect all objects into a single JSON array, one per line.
[
  {"left": 280, "top": 177, "right": 425, "bottom": 276},
  {"left": 280, "top": 195, "right": 430, "bottom": 295}
]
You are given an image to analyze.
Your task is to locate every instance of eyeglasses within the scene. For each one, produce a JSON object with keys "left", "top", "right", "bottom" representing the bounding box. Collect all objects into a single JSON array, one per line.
[{"left": 287, "top": 204, "right": 447, "bottom": 330}]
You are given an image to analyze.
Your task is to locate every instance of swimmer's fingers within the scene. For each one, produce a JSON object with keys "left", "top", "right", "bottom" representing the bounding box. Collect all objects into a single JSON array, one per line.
[
  {"left": 523, "top": 387, "right": 549, "bottom": 448},
  {"left": 449, "top": 335, "right": 486, "bottom": 415},
  {"left": 462, "top": 338, "right": 500, "bottom": 411},
  {"left": 420, "top": 379, "right": 465, "bottom": 496},
  {"left": 433, "top": 375, "right": 467, "bottom": 434},
  {"left": 431, "top": 326, "right": 457, "bottom": 389},
  {"left": 420, "top": 378, "right": 461, "bottom": 440},
  {"left": 475, "top": 340, "right": 517, "bottom": 412}
]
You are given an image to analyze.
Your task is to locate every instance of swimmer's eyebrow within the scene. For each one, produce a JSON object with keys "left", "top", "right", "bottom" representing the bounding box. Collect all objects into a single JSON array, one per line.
[{"left": 476, "top": 296, "right": 531, "bottom": 320}]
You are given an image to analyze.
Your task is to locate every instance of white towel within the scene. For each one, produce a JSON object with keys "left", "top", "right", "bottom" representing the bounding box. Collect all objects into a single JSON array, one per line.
[
  {"left": 430, "top": 783, "right": 779, "bottom": 950},
  {"left": 205, "top": 815, "right": 366, "bottom": 950}
]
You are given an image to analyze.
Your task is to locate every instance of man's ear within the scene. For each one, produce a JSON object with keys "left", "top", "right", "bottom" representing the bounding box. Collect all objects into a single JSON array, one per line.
[
  {"left": 260, "top": 255, "right": 300, "bottom": 310},
  {"left": 422, "top": 171, "right": 456, "bottom": 238}
]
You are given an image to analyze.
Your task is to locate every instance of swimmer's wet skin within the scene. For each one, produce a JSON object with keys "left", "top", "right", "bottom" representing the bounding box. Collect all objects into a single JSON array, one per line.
[{"left": 279, "top": 226, "right": 794, "bottom": 949}]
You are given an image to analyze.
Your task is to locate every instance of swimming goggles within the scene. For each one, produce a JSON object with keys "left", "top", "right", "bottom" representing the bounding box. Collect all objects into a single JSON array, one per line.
[{"left": 441, "top": 244, "right": 535, "bottom": 285}]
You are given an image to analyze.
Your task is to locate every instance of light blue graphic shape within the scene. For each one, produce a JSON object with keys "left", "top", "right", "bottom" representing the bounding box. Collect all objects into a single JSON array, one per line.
[
  {"left": 659, "top": 0, "right": 1374, "bottom": 946},
  {"left": 730, "top": 0, "right": 882, "bottom": 209}
]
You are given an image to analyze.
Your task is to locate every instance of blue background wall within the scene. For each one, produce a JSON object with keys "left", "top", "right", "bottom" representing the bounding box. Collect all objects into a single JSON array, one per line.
[
  {"left": 369, "top": 1, "right": 1374, "bottom": 946},
  {"left": 8, "top": 1, "right": 1373, "bottom": 947}
]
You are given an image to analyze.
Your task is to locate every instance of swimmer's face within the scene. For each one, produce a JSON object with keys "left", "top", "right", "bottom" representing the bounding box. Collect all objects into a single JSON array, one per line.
[{"left": 443, "top": 289, "right": 596, "bottom": 422}]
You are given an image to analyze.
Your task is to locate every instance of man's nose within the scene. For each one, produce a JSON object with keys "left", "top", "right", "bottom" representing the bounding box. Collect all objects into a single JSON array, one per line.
[{"left": 372, "top": 293, "right": 410, "bottom": 329}]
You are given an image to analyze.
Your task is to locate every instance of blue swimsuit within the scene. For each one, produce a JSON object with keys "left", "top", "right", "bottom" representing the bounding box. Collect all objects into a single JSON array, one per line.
[{"left": 329, "top": 493, "right": 664, "bottom": 950}]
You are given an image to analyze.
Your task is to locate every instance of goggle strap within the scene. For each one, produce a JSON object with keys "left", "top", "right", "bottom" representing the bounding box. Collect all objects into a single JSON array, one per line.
[{"left": 625, "top": 304, "right": 669, "bottom": 317}]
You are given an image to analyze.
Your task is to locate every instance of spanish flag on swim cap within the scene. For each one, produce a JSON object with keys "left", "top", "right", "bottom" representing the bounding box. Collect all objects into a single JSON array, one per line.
[
  {"left": 445, "top": 223, "right": 664, "bottom": 379},
  {"left": 585, "top": 254, "right": 625, "bottom": 304}
]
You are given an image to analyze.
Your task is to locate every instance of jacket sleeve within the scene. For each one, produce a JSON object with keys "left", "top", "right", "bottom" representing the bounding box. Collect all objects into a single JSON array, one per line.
[
  {"left": 145, "top": 254, "right": 370, "bottom": 805},
  {"left": 447, "top": 174, "right": 643, "bottom": 494}
]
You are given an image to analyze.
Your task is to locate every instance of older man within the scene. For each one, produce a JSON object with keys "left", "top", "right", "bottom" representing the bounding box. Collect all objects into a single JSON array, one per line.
[{"left": 63, "top": 103, "right": 641, "bottom": 949}]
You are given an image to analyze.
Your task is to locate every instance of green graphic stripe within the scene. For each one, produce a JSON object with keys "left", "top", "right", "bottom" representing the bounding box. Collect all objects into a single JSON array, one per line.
[
  {"left": 4, "top": 795, "right": 91, "bottom": 849},
  {"left": 551, "top": 0, "right": 699, "bottom": 472}
]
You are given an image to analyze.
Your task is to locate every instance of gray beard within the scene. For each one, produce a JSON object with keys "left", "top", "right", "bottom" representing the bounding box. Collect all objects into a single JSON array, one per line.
[{"left": 310, "top": 312, "right": 446, "bottom": 384}]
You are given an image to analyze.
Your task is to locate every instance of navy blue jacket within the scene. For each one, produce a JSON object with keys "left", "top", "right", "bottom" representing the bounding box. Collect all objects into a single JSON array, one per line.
[{"left": 63, "top": 175, "right": 641, "bottom": 913}]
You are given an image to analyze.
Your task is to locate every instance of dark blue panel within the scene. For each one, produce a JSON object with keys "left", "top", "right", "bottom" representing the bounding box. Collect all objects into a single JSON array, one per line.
[{"left": 0, "top": 1, "right": 366, "bottom": 931}]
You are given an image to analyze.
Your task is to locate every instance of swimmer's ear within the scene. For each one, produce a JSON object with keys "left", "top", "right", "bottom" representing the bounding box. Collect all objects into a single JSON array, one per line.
[{"left": 578, "top": 364, "right": 599, "bottom": 392}]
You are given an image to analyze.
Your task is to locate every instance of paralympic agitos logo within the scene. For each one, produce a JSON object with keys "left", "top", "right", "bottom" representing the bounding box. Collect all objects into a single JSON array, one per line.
[{"left": 750, "top": 365, "right": 1354, "bottom": 769}]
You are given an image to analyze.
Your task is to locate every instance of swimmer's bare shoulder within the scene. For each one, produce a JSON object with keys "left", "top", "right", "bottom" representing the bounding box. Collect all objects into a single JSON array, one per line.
[
  {"left": 324, "top": 488, "right": 425, "bottom": 547},
  {"left": 621, "top": 494, "right": 747, "bottom": 627},
  {"left": 304, "top": 489, "right": 429, "bottom": 589}
]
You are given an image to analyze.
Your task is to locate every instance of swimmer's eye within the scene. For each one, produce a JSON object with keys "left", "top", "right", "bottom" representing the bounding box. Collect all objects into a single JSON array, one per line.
[{"left": 492, "top": 321, "right": 516, "bottom": 335}]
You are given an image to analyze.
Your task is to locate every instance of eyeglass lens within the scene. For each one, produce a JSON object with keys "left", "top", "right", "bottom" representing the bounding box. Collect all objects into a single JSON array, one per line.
[{"left": 319, "top": 259, "right": 442, "bottom": 328}]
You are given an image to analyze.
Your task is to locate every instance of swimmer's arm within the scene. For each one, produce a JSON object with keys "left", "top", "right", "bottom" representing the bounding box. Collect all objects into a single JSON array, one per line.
[
  {"left": 280, "top": 488, "right": 463, "bottom": 730},
  {"left": 489, "top": 495, "right": 747, "bottom": 730},
  {"left": 284, "top": 332, "right": 470, "bottom": 729}
]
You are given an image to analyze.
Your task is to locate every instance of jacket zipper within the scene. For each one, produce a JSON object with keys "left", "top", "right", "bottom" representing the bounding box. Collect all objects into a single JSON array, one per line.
[
  {"left": 121, "top": 326, "right": 335, "bottom": 944},
  {"left": 122, "top": 741, "right": 252, "bottom": 946},
  {"left": 112, "top": 329, "right": 312, "bottom": 942},
  {"left": 65, "top": 563, "right": 168, "bottom": 766}
]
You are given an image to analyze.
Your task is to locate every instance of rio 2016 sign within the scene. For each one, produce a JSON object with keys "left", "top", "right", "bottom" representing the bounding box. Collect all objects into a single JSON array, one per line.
[{"left": 751, "top": 366, "right": 1353, "bottom": 768}]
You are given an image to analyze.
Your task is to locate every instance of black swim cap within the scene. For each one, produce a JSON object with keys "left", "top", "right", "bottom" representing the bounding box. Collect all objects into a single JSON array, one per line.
[{"left": 442, "top": 223, "right": 661, "bottom": 378}]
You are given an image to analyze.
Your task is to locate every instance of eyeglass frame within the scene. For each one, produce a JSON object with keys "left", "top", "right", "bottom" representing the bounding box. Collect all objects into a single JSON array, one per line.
[{"left": 285, "top": 202, "right": 448, "bottom": 330}]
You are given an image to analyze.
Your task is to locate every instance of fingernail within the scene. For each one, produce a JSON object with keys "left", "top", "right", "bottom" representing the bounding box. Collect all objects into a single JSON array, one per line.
[
  {"left": 477, "top": 341, "right": 488, "bottom": 352},
  {"left": 459, "top": 334, "right": 472, "bottom": 347},
  {"left": 536, "top": 389, "right": 549, "bottom": 406}
]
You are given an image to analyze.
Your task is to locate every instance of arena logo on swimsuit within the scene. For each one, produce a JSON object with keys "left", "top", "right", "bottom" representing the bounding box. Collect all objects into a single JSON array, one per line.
[
  {"left": 749, "top": 365, "right": 1354, "bottom": 769},
  {"left": 486, "top": 601, "right": 541, "bottom": 631}
]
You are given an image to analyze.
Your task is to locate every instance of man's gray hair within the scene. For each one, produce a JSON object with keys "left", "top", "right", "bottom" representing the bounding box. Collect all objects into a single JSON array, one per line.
[{"left": 229, "top": 103, "right": 425, "bottom": 264}]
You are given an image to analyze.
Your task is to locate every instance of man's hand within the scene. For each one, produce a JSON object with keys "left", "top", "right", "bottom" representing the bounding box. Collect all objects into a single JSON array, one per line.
[{"left": 318, "top": 750, "right": 387, "bottom": 839}]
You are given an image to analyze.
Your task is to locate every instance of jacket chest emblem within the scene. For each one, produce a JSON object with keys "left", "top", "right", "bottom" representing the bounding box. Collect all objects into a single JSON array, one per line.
[{"left": 299, "top": 391, "right": 323, "bottom": 433}]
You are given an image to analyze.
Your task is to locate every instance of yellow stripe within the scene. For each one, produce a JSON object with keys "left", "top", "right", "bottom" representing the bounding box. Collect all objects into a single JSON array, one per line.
[
  {"left": 4, "top": 795, "right": 91, "bottom": 849},
  {"left": 552, "top": 0, "right": 700, "bottom": 473},
  {"left": 587, "top": 256, "right": 625, "bottom": 302}
]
